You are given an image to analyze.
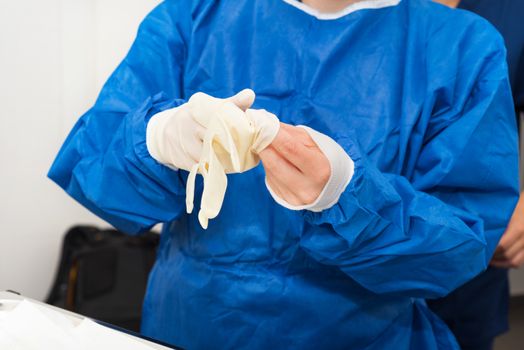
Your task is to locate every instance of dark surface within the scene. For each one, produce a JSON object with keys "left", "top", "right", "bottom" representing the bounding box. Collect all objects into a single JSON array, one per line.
[
  {"left": 428, "top": 267, "right": 510, "bottom": 347},
  {"left": 459, "top": 0, "right": 524, "bottom": 112},
  {"left": 46, "top": 225, "right": 159, "bottom": 332},
  {"left": 495, "top": 295, "right": 524, "bottom": 350}
]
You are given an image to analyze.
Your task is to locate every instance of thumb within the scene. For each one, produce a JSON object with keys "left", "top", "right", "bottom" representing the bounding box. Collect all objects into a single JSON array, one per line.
[{"left": 228, "top": 89, "right": 255, "bottom": 111}]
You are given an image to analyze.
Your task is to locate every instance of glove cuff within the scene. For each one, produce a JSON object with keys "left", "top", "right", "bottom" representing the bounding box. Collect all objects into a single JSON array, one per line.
[{"left": 146, "top": 106, "right": 181, "bottom": 171}]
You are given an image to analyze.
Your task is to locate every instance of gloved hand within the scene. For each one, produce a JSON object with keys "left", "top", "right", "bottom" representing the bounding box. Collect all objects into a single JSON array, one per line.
[
  {"left": 146, "top": 90, "right": 280, "bottom": 229},
  {"left": 146, "top": 89, "right": 256, "bottom": 171}
]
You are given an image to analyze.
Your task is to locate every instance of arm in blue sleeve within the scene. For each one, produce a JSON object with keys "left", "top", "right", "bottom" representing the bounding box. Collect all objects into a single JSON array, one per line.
[
  {"left": 300, "top": 24, "right": 519, "bottom": 299},
  {"left": 48, "top": 1, "right": 192, "bottom": 234}
]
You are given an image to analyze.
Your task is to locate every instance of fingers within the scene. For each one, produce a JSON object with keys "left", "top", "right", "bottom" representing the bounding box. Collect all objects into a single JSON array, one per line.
[
  {"left": 491, "top": 195, "right": 524, "bottom": 268},
  {"left": 490, "top": 260, "right": 512, "bottom": 268},
  {"left": 228, "top": 89, "right": 255, "bottom": 111},
  {"left": 513, "top": 251, "right": 524, "bottom": 267},
  {"left": 494, "top": 225, "right": 521, "bottom": 254},
  {"left": 281, "top": 123, "right": 317, "bottom": 147},
  {"left": 259, "top": 146, "right": 302, "bottom": 182},
  {"left": 259, "top": 146, "right": 321, "bottom": 206},
  {"left": 265, "top": 171, "right": 302, "bottom": 206},
  {"left": 490, "top": 252, "right": 524, "bottom": 269},
  {"left": 493, "top": 237, "right": 517, "bottom": 260},
  {"left": 259, "top": 146, "right": 305, "bottom": 202},
  {"left": 493, "top": 218, "right": 523, "bottom": 258},
  {"left": 494, "top": 235, "right": 524, "bottom": 263},
  {"left": 260, "top": 123, "right": 333, "bottom": 207},
  {"left": 491, "top": 227, "right": 524, "bottom": 268},
  {"left": 190, "top": 89, "right": 255, "bottom": 114},
  {"left": 270, "top": 124, "right": 320, "bottom": 173}
]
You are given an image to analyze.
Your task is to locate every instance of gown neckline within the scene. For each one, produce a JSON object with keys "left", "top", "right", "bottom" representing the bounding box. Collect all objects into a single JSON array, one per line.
[{"left": 281, "top": 0, "right": 402, "bottom": 20}]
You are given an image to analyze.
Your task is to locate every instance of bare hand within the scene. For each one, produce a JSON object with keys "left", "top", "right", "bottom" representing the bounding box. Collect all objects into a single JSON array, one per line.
[
  {"left": 491, "top": 194, "right": 524, "bottom": 268},
  {"left": 259, "top": 123, "right": 330, "bottom": 206}
]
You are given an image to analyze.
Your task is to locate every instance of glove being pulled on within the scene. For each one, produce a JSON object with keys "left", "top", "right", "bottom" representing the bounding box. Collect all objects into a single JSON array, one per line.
[{"left": 147, "top": 90, "right": 280, "bottom": 228}]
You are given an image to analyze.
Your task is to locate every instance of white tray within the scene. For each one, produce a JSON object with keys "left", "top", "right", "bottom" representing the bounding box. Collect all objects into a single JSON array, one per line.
[{"left": 0, "top": 291, "right": 177, "bottom": 350}]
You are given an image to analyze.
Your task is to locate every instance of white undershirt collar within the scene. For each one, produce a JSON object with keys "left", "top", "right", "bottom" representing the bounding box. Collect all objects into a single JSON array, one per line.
[{"left": 282, "top": 0, "right": 402, "bottom": 20}]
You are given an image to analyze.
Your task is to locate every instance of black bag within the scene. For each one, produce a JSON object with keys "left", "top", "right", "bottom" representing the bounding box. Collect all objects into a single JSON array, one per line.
[{"left": 46, "top": 225, "right": 159, "bottom": 332}]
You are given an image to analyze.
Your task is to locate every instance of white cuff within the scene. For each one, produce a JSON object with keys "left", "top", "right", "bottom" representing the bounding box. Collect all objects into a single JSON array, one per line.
[
  {"left": 146, "top": 107, "right": 180, "bottom": 171},
  {"left": 265, "top": 126, "right": 354, "bottom": 212}
]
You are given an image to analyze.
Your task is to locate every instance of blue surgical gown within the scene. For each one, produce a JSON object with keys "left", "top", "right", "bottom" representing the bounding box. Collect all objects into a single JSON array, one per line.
[
  {"left": 427, "top": 0, "right": 524, "bottom": 347},
  {"left": 460, "top": 0, "right": 524, "bottom": 112},
  {"left": 48, "top": 0, "right": 519, "bottom": 349}
]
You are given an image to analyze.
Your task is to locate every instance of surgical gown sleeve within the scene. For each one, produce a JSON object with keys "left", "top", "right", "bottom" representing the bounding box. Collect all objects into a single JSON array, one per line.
[
  {"left": 48, "top": 1, "right": 192, "bottom": 234},
  {"left": 300, "top": 25, "right": 519, "bottom": 299}
]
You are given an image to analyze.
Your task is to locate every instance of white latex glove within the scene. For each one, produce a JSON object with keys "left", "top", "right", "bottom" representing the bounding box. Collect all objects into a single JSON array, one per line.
[
  {"left": 146, "top": 90, "right": 280, "bottom": 229},
  {"left": 146, "top": 89, "right": 256, "bottom": 171}
]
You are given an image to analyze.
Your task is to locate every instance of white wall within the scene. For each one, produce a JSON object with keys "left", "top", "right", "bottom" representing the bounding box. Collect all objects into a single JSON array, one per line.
[{"left": 0, "top": 0, "right": 161, "bottom": 300}]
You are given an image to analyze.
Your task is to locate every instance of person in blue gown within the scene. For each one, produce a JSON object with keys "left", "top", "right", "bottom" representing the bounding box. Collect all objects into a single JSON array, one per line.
[
  {"left": 48, "top": 0, "right": 519, "bottom": 349},
  {"left": 429, "top": 1, "right": 524, "bottom": 349}
]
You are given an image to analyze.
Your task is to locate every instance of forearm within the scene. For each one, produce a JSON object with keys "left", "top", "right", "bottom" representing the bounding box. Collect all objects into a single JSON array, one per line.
[
  {"left": 301, "top": 155, "right": 489, "bottom": 298},
  {"left": 49, "top": 94, "right": 187, "bottom": 234}
]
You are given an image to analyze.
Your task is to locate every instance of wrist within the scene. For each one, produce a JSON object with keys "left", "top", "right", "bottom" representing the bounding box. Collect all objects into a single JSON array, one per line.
[{"left": 301, "top": 126, "right": 354, "bottom": 212}]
